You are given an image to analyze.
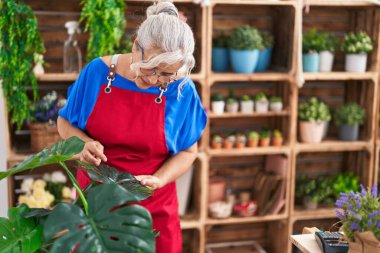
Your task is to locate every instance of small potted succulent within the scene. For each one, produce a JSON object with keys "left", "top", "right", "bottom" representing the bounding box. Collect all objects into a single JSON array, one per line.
[
  {"left": 211, "top": 134, "right": 223, "bottom": 149},
  {"left": 235, "top": 133, "right": 247, "bottom": 149},
  {"left": 302, "top": 28, "right": 324, "bottom": 72},
  {"left": 226, "top": 97, "right": 239, "bottom": 113},
  {"left": 298, "top": 97, "right": 331, "bottom": 143},
  {"left": 223, "top": 134, "right": 236, "bottom": 149},
  {"left": 212, "top": 33, "right": 230, "bottom": 72},
  {"left": 256, "top": 32, "right": 274, "bottom": 72},
  {"left": 342, "top": 31, "right": 373, "bottom": 73},
  {"left": 228, "top": 25, "right": 263, "bottom": 73},
  {"left": 255, "top": 93, "right": 269, "bottom": 113},
  {"left": 334, "top": 102, "right": 365, "bottom": 141},
  {"left": 259, "top": 129, "right": 271, "bottom": 147},
  {"left": 248, "top": 131, "right": 259, "bottom": 147},
  {"left": 319, "top": 32, "right": 338, "bottom": 72},
  {"left": 240, "top": 95, "right": 254, "bottom": 113},
  {"left": 269, "top": 96, "right": 283, "bottom": 112},
  {"left": 211, "top": 93, "right": 225, "bottom": 115},
  {"left": 272, "top": 129, "right": 283, "bottom": 147}
]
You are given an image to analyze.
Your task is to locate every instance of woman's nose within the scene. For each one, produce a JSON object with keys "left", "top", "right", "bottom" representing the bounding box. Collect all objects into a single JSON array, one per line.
[{"left": 146, "top": 75, "right": 159, "bottom": 84}]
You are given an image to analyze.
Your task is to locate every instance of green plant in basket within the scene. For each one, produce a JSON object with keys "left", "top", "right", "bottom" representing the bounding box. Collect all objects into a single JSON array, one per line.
[
  {"left": 260, "top": 32, "right": 274, "bottom": 49},
  {"left": 334, "top": 103, "right": 365, "bottom": 127},
  {"left": 298, "top": 97, "right": 331, "bottom": 122},
  {"left": 213, "top": 33, "right": 230, "bottom": 48},
  {"left": 302, "top": 28, "right": 325, "bottom": 53},
  {"left": 228, "top": 25, "right": 263, "bottom": 50},
  {"left": 342, "top": 31, "right": 373, "bottom": 54}
]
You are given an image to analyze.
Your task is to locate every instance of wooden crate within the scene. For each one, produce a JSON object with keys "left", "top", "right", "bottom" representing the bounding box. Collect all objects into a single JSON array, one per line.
[{"left": 183, "top": 228, "right": 201, "bottom": 253}]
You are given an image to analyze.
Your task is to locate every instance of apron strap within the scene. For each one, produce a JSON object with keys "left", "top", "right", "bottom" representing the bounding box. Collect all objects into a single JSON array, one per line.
[{"left": 105, "top": 54, "right": 121, "bottom": 94}]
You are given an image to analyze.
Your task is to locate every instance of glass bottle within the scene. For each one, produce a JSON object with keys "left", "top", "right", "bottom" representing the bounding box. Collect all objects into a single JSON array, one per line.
[{"left": 63, "top": 21, "right": 82, "bottom": 73}]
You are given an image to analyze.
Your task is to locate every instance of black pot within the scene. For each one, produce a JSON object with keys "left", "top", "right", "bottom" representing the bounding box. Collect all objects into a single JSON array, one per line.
[{"left": 339, "top": 124, "right": 359, "bottom": 141}]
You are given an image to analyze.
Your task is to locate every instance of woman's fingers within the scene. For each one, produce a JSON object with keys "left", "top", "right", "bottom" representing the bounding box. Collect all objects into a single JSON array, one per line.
[
  {"left": 81, "top": 150, "right": 101, "bottom": 166},
  {"left": 88, "top": 142, "right": 107, "bottom": 162}
]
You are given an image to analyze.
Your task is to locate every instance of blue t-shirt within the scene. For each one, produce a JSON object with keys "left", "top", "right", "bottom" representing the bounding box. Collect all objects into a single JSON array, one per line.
[{"left": 59, "top": 57, "right": 207, "bottom": 156}]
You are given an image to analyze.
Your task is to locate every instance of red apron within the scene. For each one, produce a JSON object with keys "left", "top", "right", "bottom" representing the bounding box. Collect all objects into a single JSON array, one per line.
[{"left": 77, "top": 84, "right": 182, "bottom": 253}]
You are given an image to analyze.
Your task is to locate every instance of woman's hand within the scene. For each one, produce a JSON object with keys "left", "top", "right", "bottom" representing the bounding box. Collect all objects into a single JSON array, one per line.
[
  {"left": 79, "top": 140, "right": 107, "bottom": 166},
  {"left": 135, "top": 175, "right": 163, "bottom": 191}
]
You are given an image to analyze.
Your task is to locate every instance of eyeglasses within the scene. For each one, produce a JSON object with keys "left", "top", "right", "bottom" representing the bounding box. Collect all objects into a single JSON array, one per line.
[{"left": 137, "top": 42, "right": 178, "bottom": 85}]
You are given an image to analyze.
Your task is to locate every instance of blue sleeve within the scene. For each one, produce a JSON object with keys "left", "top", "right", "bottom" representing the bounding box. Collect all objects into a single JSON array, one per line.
[{"left": 58, "top": 59, "right": 103, "bottom": 130}]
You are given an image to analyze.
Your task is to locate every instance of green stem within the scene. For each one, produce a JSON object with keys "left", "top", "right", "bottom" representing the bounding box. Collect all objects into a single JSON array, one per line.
[{"left": 59, "top": 161, "right": 88, "bottom": 215}]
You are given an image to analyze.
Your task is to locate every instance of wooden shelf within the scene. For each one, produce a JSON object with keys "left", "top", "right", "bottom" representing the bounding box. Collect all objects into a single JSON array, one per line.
[
  {"left": 305, "top": 0, "right": 380, "bottom": 7},
  {"left": 181, "top": 219, "right": 201, "bottom": 230},
  {"left": 292, "top": 207, "right": 336, "bottom": 221},
  {"left": 209, "top": 72, "right": 291, "bottom": 84},
  {"left": 295, "top": 140, "right": 372, "bottom": 153},
  {"left": 303, "top": 72, "right": 378, "bottom": 82},
  {"left": 211, "top": 0, "right": 296, "bottom": 6},
  {"left": 206, "top": 213, "right": 287, "bottom": 225},
  {"left": 207, "top": 146, "right": 291, "bottom": 157},
  {"left": 208, "top": 110, "right": 290, "bottom": 119}
]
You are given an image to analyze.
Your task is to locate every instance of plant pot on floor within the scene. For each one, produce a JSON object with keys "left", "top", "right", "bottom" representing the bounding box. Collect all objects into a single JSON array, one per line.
[
  {"left": 211, "top": 101, "right": 225, "bottom": 115},
  {"left": 255, "top": 48, "right": 272, "bottom": 72},
  {"left": 345, "top": 53, "right": 368, "bottom": 73},
  {"left": 339, "top": 124, "right": 359, "bottom": 141},
  {"left": 299, "top": 121, "right": 325, "bottom": 143},
  {"left": 212, "top": 48, "right": 229, "bottom": 72},
  {"left": 230, "top": 49, "right": 259, "bottom": 73},
  {"left": 303, "top": 52, "right": 320, "bottom": 73},
  {"left": 319, "top": 51, "right": 334, "bottom": 72}
]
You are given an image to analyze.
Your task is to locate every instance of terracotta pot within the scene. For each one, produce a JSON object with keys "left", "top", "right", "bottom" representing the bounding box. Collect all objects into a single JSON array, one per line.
[
  {"left": 260, "top": 138, "right": 270, "bottom": 147},
  {"left": 208, "top": 177, "right": 227, "bottom": 204},
  {"left": 223, "top": 141, "right": 234, "bottom": 149},
  {"left": 235, "top": 142, "right": 245, "bottom": 149},
  {"left": 272, "top": 137, "right": 283, "bottom": 146},
  {"left": 211, "top": 142, "right": 222, "bottom": 149},
  {"left": 248, "top": 139, "right": 259, "bottom": 147}
]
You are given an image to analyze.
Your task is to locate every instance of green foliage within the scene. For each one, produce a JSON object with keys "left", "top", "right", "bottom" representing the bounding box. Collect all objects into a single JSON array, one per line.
[
  {"left": 342, "top": 31, "right": 373, "bottom": 54},
  {"left": 260, "top": 129, "right": 271, "bottom": 139},
  {"left": 116, "top": 34, "right": 133, "bottom": 54},
  {"left": 0, "top": 204, "right": 43, "bottom": 253},
  {"left": 228, "top": 25, "right": 263, "bottom": 50},
  {"left": 331, "top": 172, "right": 359, "bottom": 199},
  {"left": 334, "top": 103, "right": 366, "bottom": 127},
  {"left": 211, "top": 93, "right": 224, "bottom": 102},
  {"left": 249, "top": 131, "right": 259, "bottom": 139},
  {"left": 298, "top": 97, "right": 331, "bottom": 122},
  {"left": 255, "top": 92, "right": 268, "bottom": 102},
  {"left": 260, "top": 32, "right": 274, "bottom": 49},
  {"left": 302, "top": 28, "right": 325, "bottom": 53},
  {"left": 213, "top": 33, "right": 230, "bottom": 48},
  {"left": 270, "top": 96, "right": 282, "bottom": 103},
  {"left": 0, "top": 0, "right": 45, "bottom": 129},
  {"left": 320, "top": 32, "right": 338, "bottom": 52},
  {"left": 226, "top": 97, "right": 238, "bottom": 104},
  {"left": 241, "top": 95, "right": 252, "bottom": 101},
  {"left": 273, "top": 129, "right": 282, "bottom": 138},
  {"left": 296, "top": 176, "right": 333, "bottom": 204},
  {"left": 80, "top": 0, "right": 127, "bottom": 62}
]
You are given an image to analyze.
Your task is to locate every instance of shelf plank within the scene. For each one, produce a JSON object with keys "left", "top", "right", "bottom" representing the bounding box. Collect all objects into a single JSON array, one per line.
[
  {"left": 211, "top": 0, "right": 296, "bottom": 6},
  {"left": 180, "top": 219, "right": 201, "bottom": 230},
  {"left": 303, "top": 72, "right": 377, "bottom": 81},
  {"left": 206, "top": 213, "right": 287, "bottom": 225},
  {"left": 305, "top": 0, "right": 379, "bottom": 6},
  {"left": 207, "top": 146, "right": 291, "bottom": 156},
  {"left": 208, "top": 110, "right": 290, "bottom": 119},
  {"left": 295, "top": 140, "right": 372, "bottom": 153},
  {"left": 209, "top": 72, "right": 291, "bottom": 84},
  {"left": 292, "top": 207, "right": 336, "bottom": 221}
]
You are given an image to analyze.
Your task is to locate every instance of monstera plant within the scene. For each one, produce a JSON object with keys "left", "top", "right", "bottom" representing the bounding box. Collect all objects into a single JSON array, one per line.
[{"left": 0, "top": 137, "right": 156, "bottom": 253}]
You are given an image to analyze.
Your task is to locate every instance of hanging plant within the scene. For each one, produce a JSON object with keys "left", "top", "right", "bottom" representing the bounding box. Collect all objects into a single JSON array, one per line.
[
  {"left": 80, "top": 0, "right": 127, "bottom": 62},
  {"left": 0, "top": 0, "right": 45, "bottom": 129}
]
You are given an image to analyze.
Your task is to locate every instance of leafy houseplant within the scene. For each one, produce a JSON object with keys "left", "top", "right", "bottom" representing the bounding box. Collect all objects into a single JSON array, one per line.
[
  {"left": 331, "top": 172, "right": 359, "bottom": 199},
  {"left": 334, "top": 103, "right": 365, "bottom": 141},
  {"left": 228, "top": 25, "right": 263, "bottom": 73},
  {"left": 302, "top": 28, "right": 324, "bottom": 72},
  {"left": 256, "top": 32, "right": 274, "bottom": 72},
  {"left": 240, "top": 95, "right": 254, "bottom": 113},
  {"left": 248, "top": 131, "right": 259, "bottom": 147},
  {"left": 296, "top": 176, "right": 332, "bottom": 210},
  {"left": 319, "top": 32, "right": 338, "bottom": 72},
  {"left": 80, "top": 0, "right": 127, "bottom": 62},
  {"left": 269, "top": 96, "right": 283, "bottom": 112},
  {"left": 0, "top": 0, "right": 45, "bottom": 129},
  {"left": 0, "top": 137, "right": 156, "bottom": 252},
  {"left": 298, "top": 97, "right": 331, "bottom": 143},
  {"left": 212, "top": 33, "right": 230, "bottom": 72},
  {"left": 342, "top": 31, "right": 373, "bottom": 73},
  {"left": 255, "top": 93, "right": 269, "bottom": 113},
  {"left": 211, "top": 93, "right": 225, "bottom": 115}
]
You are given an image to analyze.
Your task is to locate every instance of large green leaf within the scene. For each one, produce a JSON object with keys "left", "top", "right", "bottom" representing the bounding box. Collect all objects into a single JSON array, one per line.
[
  {"left": 43, "top": 183, "right": 155, "bottom": 253},
  {"left": 0, "top": 204, "right": 43, "bottom": 253},
  {"left": 0, "top": 137, "right": 85, "bottom": 180},
  {"left": 77, "top": 162, "right": 153, "bottom": 201}
]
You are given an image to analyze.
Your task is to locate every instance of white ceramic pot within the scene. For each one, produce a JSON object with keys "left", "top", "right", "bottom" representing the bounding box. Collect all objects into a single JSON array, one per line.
[
  {"left": 255, "top": 100, "right": 269, "bottom": 113},
  {"left": 211, "top": 101, "right": 225, "bottom": 115},
  {"left": 299, "top": 121, "right": 325, "bottom": 143},
  {"left": 319, "top": 51, "right": 334, "bottom": 72},
  {"left": 226, "top": 102, "right": 239, "bottom": 113},
  {"left": 345, "top": 53, "right": 368, "bottom": 73},
  {"left": 240, "top": 100, "right": 254, "bottom": 113},
  {"left": 270, "top": 102, "right": 283, "bottom": 112}
]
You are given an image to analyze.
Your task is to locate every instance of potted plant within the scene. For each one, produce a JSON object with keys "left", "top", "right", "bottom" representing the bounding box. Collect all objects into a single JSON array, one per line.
[
  {"left": 298, "top": 97, "right": 331, "bottom": 143},
  {"left": 342, "top": 31, "right": 373, "bottom": 73},
  {"left": 226, "top": 98, "right": 239, "bottom": 113},
  {"left": 302, "top": 28, "right": 323, "bottom": 72},
  {"left": 331, "top": 172, "right": 359, "bottom": 200},
  {"left": 0, "top": 137, "right": 156, "bottom": 252},
  {"left": 212, "top": 33, "right": 230, "bottom": 72},
  {"left": 269, "top": 96, "right": 283, "bottom": 112},
  {"left": 296, "top": 176, "right": 331, "bottom": 210},
  {"left": 223, "top": 134, "right": 236, "bottom": 149},
  {"left": 334, "top": 102, "right": 365, "bottom": 141},
  {"left": 272, "top": 130, "right": 283, "bottom": 147},
  {"left": 228, "top": 25, "right": 263, "bottom": 73},
  {"left": 211, "top": 134, "right": 223, "bottom": 149},
  {"left": 235, "top": 133, "right": 247, "bottom": 149},
  {"left": 240, "top": 95, "right": 254, "bottom": 113},
  {"left": 319, "top": 32, "right": 338, "bottom": 72},
  {"left": 211, "top": 93, "right": 225, "bottom": 115},
  {"left": 0, "top": 0, "right": 45, "bottom": 129},
  {"left": 256, "top": 32, "right": 274, "bottom": 72},
  {"left": 259, "top": 129, "right": 271, "bottom": 147},
  {"left": 255, "top": 93, "right": 269, "bottom": 113},
  {"left": 336, "top": 185, "right": 380, "bottom": 252},
  {"left": 248, "top": 131, "right": 259, "bottom": 147}
]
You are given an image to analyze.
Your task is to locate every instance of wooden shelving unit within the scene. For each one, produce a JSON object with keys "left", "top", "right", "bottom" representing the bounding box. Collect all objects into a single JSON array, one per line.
[{"left": 3, "top": 0, "right": 380, "bottom": 252}]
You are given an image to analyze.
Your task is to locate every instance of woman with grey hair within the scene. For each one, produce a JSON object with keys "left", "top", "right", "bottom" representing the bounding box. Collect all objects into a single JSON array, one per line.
[{"left": 57, "top": 0, "right": 207, "bottom": 252}]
